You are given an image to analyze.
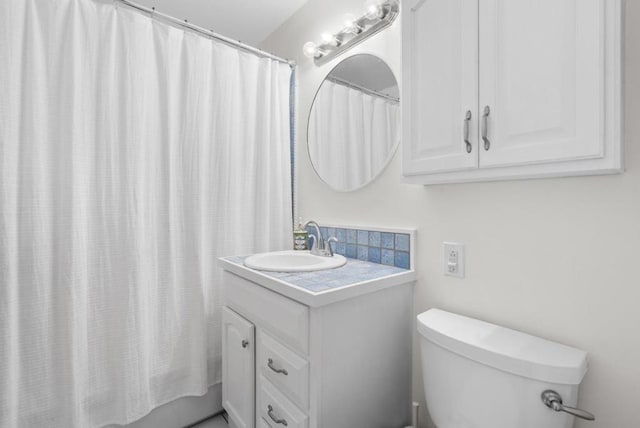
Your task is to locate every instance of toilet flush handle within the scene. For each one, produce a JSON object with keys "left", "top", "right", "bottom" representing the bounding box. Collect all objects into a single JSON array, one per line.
[{"left": 541, "top": 390, "right": 595, "bottom": 421}]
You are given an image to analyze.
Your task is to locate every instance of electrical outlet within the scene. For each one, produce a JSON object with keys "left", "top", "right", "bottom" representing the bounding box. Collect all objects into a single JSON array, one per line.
[{"left": 443, "top": 242, "right": 465, "bottom": 278}]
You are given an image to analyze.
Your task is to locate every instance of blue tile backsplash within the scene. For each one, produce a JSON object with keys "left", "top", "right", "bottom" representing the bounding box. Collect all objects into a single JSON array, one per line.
[
  {"left": 381, "top": 232, "right": 394, "bottom": 249},
  {"left": 357, "top": 245, "right": 368, "bottom": 260},
  {"left": 381, "top": 248, "right": 394, "bottom": 266},
  {"left": 395, "top": 251, "right": 410, "bottom": 269},
  {"left": 305, "top": 225, "right": 412, "bottom": 269},
  {"left": 395, "top": 234, "right": 410, "bottom": 252},
  {"left": 369, "top": 231, "right": 381, "bottom": 248},
  {"left": 368, "top": 247, "right": 381, "bottom": 264},
  {"left": 346, "top": 243, "right": 357, "bottom": 259}
]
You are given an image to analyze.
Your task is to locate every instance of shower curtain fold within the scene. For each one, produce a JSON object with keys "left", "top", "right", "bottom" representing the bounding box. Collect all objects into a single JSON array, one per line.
[{"left": 0, "top": 0, "right": 293, "bottom": 427}]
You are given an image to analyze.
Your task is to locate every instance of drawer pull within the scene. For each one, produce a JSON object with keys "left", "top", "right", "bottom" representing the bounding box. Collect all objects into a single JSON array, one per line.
[
  {"left": 267, "top": 404, "right": 288, "bottom": 426},
  {"left": 241, "top": 340, "right": 249, "bottom": 348},
  {"left": 267, "top": 358, "right": 289, "bottom": 376}
]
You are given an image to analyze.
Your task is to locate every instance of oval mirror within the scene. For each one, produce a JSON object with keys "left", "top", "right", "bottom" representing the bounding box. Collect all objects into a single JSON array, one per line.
[{"left": 307, "top": 54, "right": 400, "bottom": 192}]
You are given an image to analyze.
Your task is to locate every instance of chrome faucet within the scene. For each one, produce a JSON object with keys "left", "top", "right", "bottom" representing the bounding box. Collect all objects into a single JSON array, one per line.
[{"left": 303, "top": 220, "right": 338, "bottom": 257}]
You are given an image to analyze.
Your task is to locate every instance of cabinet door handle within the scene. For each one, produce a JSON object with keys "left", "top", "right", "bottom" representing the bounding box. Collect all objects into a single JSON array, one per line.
[
  {"left": 482, "top": 105, "right": 491, "bottom": 151},
  {"left": 267, "top": 404, "right": 288, "bottom": 426},
  {"left": 463, "top": 110, "right": 472, "bottom": 153},
  {"left": 241, "top": 340, "right": 249, "bottom": 348},
  {"left": 268, "top": 358, "right": 289, "bottom": 375}
]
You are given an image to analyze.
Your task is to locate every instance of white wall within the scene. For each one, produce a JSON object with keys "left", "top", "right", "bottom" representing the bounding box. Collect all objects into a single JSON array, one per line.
[
  {"left": 133, "top": 0, "right": 308, "bottom": 46},
  {"left": 261, "top": 1, "right": 640, "bottom": 427}
]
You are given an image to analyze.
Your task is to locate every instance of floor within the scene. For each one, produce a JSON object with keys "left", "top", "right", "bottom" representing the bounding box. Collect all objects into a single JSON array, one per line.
[{"left": 191, "top": 414, "right": 227, "bottom": 428}]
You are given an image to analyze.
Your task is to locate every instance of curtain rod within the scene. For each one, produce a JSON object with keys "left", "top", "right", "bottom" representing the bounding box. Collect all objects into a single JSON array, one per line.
[
  {"left": 116, "top": 0, "right": 296, "bottom": 68},
  {"left": 327, "top": 76, "right": 400, "bottom": 103}
]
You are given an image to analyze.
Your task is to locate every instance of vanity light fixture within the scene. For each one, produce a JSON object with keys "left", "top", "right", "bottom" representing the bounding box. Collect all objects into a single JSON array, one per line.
[
  {"left": 364, "top": 0, "right": 385, "bottom": 19},
  {"left": 303, "top": 41, "right": 326, "bottom": 59},
  {"left": 321, "top": 32, "right": 341, "bottom": 47},
  {"left": 342, "top": 13, "right": 363, "bottom": 35},
  {"left": 302, "top": 0, "right": 399, "bottom": 65}
]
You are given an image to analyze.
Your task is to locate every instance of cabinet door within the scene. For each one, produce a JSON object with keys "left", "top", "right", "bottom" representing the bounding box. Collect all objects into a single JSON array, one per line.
[
  {"left": 258, "top": 418, "right": 272, "bottom": 428},
  {"left": 223, "top": 307, "right": 255, "bottom": 428},
  {"left": 403, "top": 0, "right": 479, "bottom": 175},
  {"left": 479, "top": 0, "right": 605, "bottom": 168}
]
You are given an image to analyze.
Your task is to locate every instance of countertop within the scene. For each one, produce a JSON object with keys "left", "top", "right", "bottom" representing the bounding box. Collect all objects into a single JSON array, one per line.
[{"left": 219, "top": 255, "right": 416, "bottom": 307}]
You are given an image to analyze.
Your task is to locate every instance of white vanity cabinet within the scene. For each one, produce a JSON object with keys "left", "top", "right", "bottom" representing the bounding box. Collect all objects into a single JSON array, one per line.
[
  {"left": 402, "top": 0, "right": 623, "bottom": 184},
  {"left": 221, "top": 270, "right": 413, "bottom": 428}
]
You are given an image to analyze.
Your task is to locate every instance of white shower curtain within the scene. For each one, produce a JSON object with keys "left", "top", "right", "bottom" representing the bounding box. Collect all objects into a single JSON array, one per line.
[
  {"left": 308, "top": 80, "right": 400, "bottom": 190},
  {"left": 0, "top": 0, "right": 293, "bottom": 427}
]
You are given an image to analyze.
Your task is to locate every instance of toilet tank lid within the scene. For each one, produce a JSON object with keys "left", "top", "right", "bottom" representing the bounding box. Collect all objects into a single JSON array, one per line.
[{"left": 417, "top": 309, "right": 588, "bottom": 385}]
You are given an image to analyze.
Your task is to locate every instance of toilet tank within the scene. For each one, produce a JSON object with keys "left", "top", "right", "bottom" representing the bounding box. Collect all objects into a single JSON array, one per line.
[{"left": 417, "top": 309, "right": 588, "bottom": 428}]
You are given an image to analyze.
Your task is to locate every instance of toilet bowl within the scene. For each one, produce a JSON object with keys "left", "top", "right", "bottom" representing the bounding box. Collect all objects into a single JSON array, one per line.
[{"left": 417, "top": 309, "right": 591, "bottom": 428}]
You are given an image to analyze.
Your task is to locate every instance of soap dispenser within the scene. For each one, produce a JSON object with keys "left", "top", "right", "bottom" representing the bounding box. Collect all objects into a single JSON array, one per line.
[{"left": 293, "top": 218, "right": 309, "bottom": 251}]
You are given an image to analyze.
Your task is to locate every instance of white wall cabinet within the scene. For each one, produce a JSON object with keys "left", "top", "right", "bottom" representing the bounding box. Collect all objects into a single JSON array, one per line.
[
  {"left": 402, "top": 0, "right": 623, "bottom": 184},
  {"left": 221, "top": 271, "right": 413, "bottom": 428},
  {"left": 402, "top": 0, "right": 479, "bottom": 175}
]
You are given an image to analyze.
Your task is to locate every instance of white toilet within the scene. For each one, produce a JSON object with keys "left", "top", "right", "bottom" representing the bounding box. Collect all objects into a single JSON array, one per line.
[{"left": 417, "top": 309, "right": 593, "bottom": 428}]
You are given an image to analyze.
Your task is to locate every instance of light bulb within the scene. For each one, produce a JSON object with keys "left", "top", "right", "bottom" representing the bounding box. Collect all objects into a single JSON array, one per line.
[
  {"left": 321, "top": 32, "right": 339, "bottom": 46},
  {"left": 364, "top": 0, "right": 384, "bottom": 19},
  {"left": 303, "top": 41, "right": 319, "bottom": 59},
  {"left": 343, "top": 13, "right": 356, "bottom": 27},
  {"left": 343, "top": 13, "right": 363, "bottom": 34}
]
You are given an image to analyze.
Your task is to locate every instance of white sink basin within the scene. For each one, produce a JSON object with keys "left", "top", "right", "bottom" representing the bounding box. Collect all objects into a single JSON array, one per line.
[{"left": 244, "top": 250, "right": 347, "bottom": 272}]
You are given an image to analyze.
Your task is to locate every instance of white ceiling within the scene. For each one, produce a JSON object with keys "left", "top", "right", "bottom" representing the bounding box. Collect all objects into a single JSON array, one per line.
[{"left": 133, "top": 0, "right": 309, "bottom": 46}]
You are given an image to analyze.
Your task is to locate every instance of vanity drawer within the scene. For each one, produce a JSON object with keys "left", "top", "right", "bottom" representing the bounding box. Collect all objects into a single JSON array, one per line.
[
  {"left": 257, "top": 329, "right": 309, "bottom": 410},
  {"left": 258, "top": 376, "right": 308, "bottom": 428},
  {"left": 224, "top": 271, "right": 309, "bottom": 354}
]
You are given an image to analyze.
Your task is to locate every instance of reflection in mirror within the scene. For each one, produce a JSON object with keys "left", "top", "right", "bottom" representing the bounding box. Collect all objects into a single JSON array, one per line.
[{"left": 308, "top": 54, "right": 400, "bottom": 192}]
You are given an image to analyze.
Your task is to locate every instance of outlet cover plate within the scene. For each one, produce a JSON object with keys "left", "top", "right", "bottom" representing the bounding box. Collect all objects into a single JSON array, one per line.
[{"left": 443, "top": 242, "right": 465, "bottom": 278}]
